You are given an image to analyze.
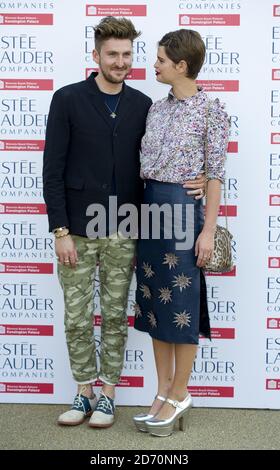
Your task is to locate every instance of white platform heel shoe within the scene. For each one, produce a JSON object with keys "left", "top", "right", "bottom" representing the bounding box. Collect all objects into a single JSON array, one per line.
[
  {"left": 133, "top": 395, "right": 166, "bottom": 432},
  {"left": 145, "top": 394, "right": 192, "bottom": 437}
]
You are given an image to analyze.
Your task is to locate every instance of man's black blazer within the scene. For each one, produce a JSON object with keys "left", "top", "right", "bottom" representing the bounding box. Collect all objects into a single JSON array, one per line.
[{"left": 43, "top": 72, "right": 152, "bottom": 236}]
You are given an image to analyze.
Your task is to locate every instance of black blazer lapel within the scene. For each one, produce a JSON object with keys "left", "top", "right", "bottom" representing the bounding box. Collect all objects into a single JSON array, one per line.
[{"left": 114, "top": 85, "right": 133, "bottom": 131}]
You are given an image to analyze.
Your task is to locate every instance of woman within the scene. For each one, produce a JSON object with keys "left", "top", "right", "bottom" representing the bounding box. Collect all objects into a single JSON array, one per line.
[{"left": 133, "top": 29, "right": 229, "bottom": 437}]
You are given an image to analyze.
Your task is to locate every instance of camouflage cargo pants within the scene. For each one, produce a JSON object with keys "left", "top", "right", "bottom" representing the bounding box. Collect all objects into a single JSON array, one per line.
[{"left": 58, "top": 234, "right": 136, "bottom": 385}]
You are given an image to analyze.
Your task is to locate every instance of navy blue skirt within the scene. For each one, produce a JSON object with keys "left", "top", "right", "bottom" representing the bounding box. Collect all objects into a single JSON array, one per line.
[{"left": 134, "top": 179, "right": 210, "bottom": 344}]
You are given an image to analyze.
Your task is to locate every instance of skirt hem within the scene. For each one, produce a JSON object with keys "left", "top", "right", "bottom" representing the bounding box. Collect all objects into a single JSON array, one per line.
[{"left": 134, "top": 325, "right": 200, "bottom": 345}]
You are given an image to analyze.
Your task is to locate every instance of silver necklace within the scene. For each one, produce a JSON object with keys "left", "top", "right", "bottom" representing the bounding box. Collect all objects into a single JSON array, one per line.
[{"left": 105, "top": 94, "right": 121, "bottom": 119}]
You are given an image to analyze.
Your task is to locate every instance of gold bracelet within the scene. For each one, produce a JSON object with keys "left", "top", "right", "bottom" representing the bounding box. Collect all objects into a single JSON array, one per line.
[{"left": 53, "top": 227, "right": 69, "bottom": 238}]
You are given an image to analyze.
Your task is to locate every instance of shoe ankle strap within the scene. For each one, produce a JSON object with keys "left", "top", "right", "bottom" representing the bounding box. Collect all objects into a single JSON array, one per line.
[
  {"left": 155, "top": 394, "right": 166, "bottom": 402},
  {"left": 166, "top": 395, "right": 190, "bottom": 409},
  {"left": 166, "top": 398, "right": 181, "bottom": 409}
]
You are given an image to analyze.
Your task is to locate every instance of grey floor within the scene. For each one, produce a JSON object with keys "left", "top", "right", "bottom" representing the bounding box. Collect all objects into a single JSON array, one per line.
[{"left": 0, "top": 404, "right": 279, "bottom": 450}]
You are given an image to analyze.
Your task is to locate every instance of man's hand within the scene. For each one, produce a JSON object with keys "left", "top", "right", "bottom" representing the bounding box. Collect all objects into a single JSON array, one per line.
[
  {"left": 182, "top": 174, "right": 206, "bottom": 200},
  {"left": 55, "top": 235, "right": 78, "bottom": 268}
]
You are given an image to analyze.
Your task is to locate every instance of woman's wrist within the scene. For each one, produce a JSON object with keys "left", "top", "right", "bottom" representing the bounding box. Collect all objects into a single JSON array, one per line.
[{"left": 202, "top": 225, "right": 216, "bottom": 235}]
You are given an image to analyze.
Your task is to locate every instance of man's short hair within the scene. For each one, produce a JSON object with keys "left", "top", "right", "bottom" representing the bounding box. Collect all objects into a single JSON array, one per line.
[{"left": 94, "top": 16, "right": 141, "bottom": 51}]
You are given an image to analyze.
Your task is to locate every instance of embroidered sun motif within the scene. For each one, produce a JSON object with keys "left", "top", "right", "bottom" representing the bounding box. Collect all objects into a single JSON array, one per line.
[
  {"left": 133, "top": 303, "right": 142, "bottom": 318},
  {"left": 142, "top": 262, "right": 155, "bottom": 279},
  {"left": 173, "top": 311, "right": 191, "bottom": 329},
  {"left": 163, "top": 253, "right": 179, "bottom": 270},
  {"left": 147, "top": 311, "right": 157, "bottom": 328},
  {"left": 158, "top": 287, "right": 172, "bottom": 304},
  {"left": 140, "top": 284, "right": 151, "bottom": 299},
  {"left": 172, "top": 273, "right": 192, "bottom": 292}
]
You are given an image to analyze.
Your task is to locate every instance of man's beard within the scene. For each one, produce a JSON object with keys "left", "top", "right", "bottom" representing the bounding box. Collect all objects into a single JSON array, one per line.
[{"left": 100, "top": 64, "right": 131, "bottom": 84}]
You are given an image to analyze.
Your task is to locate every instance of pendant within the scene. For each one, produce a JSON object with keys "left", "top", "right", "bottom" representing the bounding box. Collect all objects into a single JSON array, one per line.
[{"left": 110, "top": 112, "right": 117, "bottom": 118}]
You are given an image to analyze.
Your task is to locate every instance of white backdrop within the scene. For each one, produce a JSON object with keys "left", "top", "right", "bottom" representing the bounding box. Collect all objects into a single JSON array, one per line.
[{"left": 0, "top": 0, "right": 279, "bottom": 409}]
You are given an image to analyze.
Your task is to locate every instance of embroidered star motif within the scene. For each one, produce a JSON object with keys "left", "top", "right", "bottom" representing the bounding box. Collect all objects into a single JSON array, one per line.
[
  {"left": 147, "top": 311, "right": 157, "bottom": 328},
  {"left": 133, "top": 303, "right": 142, "bottom": 318},
  {"left": 158, "top": 287, "right": 172, "bottom": 304},
  {"left": 163, "top": 253, "right": 179, "bottom": 270},
  {"left": 173, "top": 310, "right": 191, "bottom": 329},
  {"left": 172, "top": 273, "right": 192, "bottom": 292},
  {"left": 139, "top": 284, "right": 151, "bottom": 299},
  {"left": 142, "top": 262, "right": 155, "bottom": 279}
]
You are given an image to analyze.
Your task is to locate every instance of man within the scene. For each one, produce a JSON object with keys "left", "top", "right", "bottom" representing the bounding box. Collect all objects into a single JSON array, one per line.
[{"left": 43, "top": 16, "right": 205, "bottom": 429}]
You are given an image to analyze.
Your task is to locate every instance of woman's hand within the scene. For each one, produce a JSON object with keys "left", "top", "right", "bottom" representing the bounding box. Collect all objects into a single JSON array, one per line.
[{"left": 195, "top": 229, "right": 215, "bottom": 268}]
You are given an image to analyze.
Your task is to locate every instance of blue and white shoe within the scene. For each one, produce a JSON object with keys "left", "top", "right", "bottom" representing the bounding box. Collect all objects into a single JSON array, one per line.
[
  {"left": 89, "top": 392, "right": 115, "bottom": 428},
  {"left": 58, "top": 392, "right": 97, "bottom": 426}
]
